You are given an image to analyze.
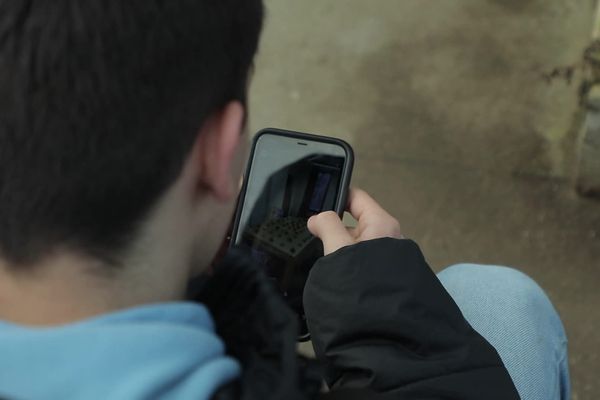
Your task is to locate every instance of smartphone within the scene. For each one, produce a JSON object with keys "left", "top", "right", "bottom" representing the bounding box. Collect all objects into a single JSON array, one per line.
[{"left": 231, "top": 128, "right": 354, "bottom": 341}]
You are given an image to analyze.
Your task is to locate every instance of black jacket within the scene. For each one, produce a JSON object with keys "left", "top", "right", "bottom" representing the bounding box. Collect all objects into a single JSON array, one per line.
[{"left": 192, "top": 238, "right": 520, "bottom": 400}]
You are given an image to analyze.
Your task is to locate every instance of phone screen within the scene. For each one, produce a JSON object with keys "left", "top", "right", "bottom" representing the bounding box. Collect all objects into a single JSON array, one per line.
[{"left": 234, "top": 132, "right": 348, "bottom": 332}]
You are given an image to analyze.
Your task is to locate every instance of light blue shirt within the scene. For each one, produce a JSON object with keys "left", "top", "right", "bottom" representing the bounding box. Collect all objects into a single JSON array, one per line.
[{"left": 0, "top": 302, "right": 240, "bottom": 400}]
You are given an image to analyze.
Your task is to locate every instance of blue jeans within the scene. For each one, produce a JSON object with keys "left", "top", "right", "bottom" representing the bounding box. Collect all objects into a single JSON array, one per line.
[{"left": 437, "top": 264, "right": 570, "bottom": 400}]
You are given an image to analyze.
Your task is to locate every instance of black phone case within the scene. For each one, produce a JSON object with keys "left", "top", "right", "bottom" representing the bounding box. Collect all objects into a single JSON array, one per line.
[
  {"left": 229, "top": 128, "right": 354, "bottom": 341},
  {"left": 230, "top": 127, "right": 354, "bottom": 249}
]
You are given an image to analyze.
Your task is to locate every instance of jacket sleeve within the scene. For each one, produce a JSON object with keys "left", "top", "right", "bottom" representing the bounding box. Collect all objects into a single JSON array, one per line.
[{"left": 303, "top": 238, "right": 520, "bottom": 400}]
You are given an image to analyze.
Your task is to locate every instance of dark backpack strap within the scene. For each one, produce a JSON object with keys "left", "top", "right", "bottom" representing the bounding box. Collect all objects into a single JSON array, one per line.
[
  {"left": 319, "top": 388, "right": 396, "bottom": 400},
  {"left": 192, "top": 250, "right": 321, "bottom": 400},
  {"left": 212, "top": 383, "right": 395, "bottom": 400},
  {"left": 210, "top": 381, "right": 240, "bottom": 400}
]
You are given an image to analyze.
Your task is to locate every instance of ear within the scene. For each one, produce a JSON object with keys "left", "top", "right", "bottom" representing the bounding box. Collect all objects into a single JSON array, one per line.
[{"left": 196, "top": 101, "right": 245, "bottom": 202}]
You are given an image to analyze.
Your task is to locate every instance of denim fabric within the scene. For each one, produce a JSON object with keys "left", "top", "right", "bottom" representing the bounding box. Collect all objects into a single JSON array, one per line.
[{"left": 438, "top": 264, "right": 570, "bottom": 400}]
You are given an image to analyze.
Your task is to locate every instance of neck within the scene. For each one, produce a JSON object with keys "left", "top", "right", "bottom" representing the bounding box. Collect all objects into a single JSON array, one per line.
[
  {"left": 0, "top": 161, "right": 213, "bottom": 326},
  {"left": 0, "top": 250, "right": 190, "bottom": 326}
]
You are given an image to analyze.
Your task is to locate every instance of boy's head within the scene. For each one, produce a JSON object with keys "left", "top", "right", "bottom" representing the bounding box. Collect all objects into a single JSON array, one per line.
[{"left": 0, "top": 1, "right": 263, "bottom": 273}]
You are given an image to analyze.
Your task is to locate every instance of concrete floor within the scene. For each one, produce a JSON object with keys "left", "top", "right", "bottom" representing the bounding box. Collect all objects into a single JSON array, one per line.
[{"left": 249, "top": 1, "right": 600, "bottom": 398}]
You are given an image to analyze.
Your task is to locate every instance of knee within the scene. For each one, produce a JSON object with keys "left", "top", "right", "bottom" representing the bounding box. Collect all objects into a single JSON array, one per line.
[
  {"left": 439, "top": 264, "right": 568, "bottom": 400},
  {"left": 439, "top": 263, "right": 542, "bottom": 301},
  {"left": 438, "top": 263, "right": 564, "bottom": 339}
]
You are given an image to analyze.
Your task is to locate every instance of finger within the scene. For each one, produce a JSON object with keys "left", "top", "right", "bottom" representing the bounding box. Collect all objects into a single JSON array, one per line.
[
  {"left": 347, "top": 187, "right": 389, "bottom": 221},
  {"left": 307, "top": 211, "right": 354, "bottom": 255},
  {"left": 347, "top": 188, "right": 403, "bottom": 240}
]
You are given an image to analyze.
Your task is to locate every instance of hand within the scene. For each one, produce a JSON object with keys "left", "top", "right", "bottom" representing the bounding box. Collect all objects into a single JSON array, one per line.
[{"left": 307, "top": 188, "right": 403, "bottom": 256}]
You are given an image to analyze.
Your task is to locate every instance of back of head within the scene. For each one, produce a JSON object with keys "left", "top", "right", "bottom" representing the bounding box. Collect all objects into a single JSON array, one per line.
[{"left": 0, "top": 0, "right": 264, "bottom": 267}]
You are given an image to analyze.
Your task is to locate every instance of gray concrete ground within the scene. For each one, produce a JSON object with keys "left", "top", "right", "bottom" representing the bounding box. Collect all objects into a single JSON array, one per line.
[{"left": 249, "top": 1, "right": 600, "bottom": 398}]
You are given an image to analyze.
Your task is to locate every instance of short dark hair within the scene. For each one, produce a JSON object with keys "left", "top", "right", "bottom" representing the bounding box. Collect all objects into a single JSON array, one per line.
[{"left": 0, "top": 0, "right": 264, "bottom": 266}]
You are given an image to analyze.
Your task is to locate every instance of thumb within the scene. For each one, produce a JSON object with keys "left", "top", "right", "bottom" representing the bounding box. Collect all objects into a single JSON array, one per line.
[{"left": 307, "top": 211, "right": 353, "bottom": 255}]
